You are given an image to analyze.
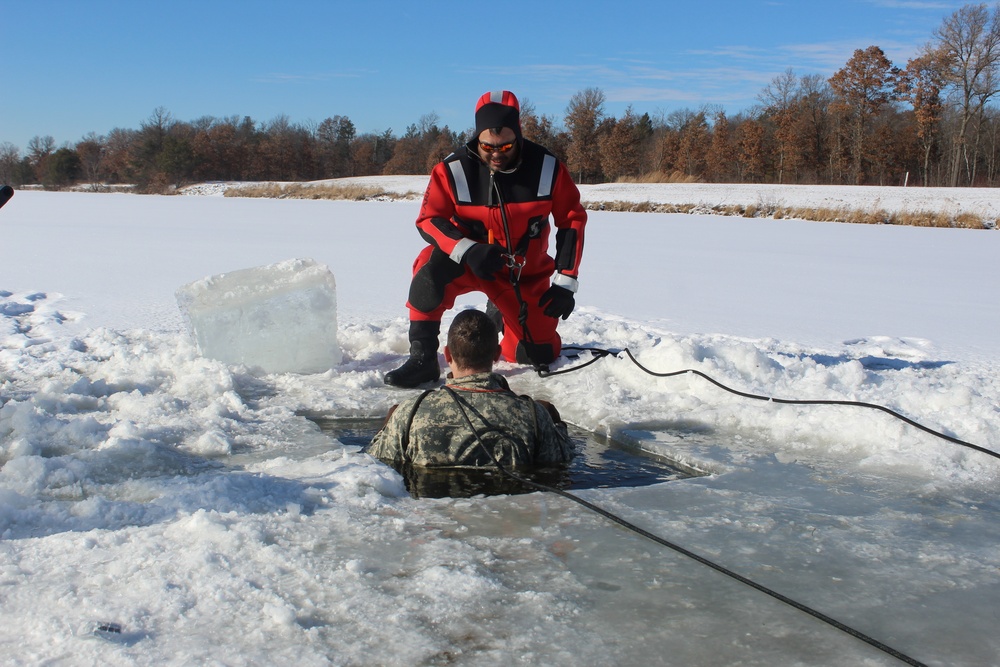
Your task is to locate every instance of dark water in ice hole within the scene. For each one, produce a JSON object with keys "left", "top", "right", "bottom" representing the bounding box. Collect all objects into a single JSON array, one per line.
[{"left": 306, "top": 416, "right": 699, "bottom": 499}]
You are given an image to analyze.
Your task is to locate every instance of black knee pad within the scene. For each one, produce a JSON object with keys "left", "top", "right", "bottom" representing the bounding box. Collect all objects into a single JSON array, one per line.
[{"left": 408, "top": 249, "right": 465, "bottom": 314}]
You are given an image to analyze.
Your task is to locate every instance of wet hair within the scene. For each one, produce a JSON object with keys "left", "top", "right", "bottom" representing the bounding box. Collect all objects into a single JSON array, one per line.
[{"left": 447, "top": 309, "right": 499, "bottom": 371}]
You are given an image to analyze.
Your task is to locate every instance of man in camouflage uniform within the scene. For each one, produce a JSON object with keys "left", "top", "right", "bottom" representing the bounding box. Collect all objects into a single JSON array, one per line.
[{"left": 367, "top": 309, "right": 574, "bottom": 469}]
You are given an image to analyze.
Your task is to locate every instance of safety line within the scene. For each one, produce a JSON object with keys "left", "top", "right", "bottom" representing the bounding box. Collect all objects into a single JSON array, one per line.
[
  {"left": 542, "top": 346, "right": 999, "bottom": 462},
  {"left": 441, "top": 386, "right": 928, "bottom": 667}
]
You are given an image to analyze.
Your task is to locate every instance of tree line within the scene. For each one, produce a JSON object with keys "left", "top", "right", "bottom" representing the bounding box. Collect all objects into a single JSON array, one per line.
[{"left": 4, "top": 3, "right": 1000, "bottom": 190}]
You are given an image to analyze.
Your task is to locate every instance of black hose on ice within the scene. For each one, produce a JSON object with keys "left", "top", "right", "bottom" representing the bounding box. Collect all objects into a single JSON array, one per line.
[{"left": 540, "top": 346, "right": 1000, "bottom": 462}]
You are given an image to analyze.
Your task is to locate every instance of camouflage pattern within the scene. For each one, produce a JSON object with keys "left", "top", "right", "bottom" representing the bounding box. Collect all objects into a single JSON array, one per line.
[{"left": 366, "top": 372, "right": 574, "bottom": 469}]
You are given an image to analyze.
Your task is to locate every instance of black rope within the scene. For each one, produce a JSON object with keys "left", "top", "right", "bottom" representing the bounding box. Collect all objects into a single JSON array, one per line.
[
  {"left": 491, "top": 176, "right": 548, "bottom": 374},
  {"left": 541, "top": 346, "right": 1000, "bottom": 462},
  {"left": 537, "top": 346, "right": 615, "bottom": 376},
  {"left": 441, "top": 386, "right": 928, "bottom": 667}
]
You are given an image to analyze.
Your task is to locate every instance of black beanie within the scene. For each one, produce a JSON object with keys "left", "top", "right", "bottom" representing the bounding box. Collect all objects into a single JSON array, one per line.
[{"left": 474, "top": 90, "right": 522, "bottom": 138}]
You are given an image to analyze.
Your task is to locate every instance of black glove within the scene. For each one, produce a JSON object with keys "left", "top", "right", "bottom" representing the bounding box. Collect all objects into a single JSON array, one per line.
[
  {"left": 463, "top": 243, "right": 504, "bottom": 280},
  {"left": 539, "top": 284, "right": 575, "bottom": 320}
]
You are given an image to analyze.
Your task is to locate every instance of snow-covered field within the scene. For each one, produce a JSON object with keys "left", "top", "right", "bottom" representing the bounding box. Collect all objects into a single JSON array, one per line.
[
  {"left": 186, "top": 176, "right": 1000, "bottom": 221},
  {"left": 1, "top": 180, "right": 998, "bottom": 666},
  {"left": 580, "top": 180, "right": 1000, "bottom": 219}
]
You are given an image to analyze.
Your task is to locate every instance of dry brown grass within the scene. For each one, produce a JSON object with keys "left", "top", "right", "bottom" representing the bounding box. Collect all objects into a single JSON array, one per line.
[
  {"left": 215, "top": 178, "right": 996, "bottom": 230},
  {"left": 224, "top": 182, "right": 418, "bottom": 201},
  {"left": 952, "top": 211, "right": 988, "bottom": 229},
  {"left": 893, "top": 210, "right": 946, "bottom": 227},
  {"left": 584, "top": 200, "right": 997, "bottom": 229},
  {"left": 588, "top": 200, "right": 697, "bottom": 214},
  {"left": 617, "top": 170, "right": 703, "bottom": 184}
]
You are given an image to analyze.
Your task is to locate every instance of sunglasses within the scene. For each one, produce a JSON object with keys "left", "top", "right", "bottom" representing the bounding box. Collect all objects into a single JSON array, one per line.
[{"left": 479, "top": 140, "right": 516, "bottom": 154}]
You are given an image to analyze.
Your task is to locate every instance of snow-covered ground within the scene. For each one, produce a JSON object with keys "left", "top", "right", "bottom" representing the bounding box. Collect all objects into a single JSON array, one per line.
[
  {"left": 580, "top": 181, "right": 1000, "bottom": 219},
  {"left": 1, "top": 180, "right": 998, "bottom": 666}
]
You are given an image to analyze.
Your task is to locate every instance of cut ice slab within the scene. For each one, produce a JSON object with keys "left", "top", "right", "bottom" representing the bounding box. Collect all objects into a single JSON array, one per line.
[{"left": 176, "top": 258, "right": 342, "bottom": 374}]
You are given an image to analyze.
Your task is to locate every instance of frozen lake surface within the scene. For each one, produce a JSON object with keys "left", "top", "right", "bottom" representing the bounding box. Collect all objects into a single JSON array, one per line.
[{"left": 1, "top": 183, "right": 998, "bottom": 665}]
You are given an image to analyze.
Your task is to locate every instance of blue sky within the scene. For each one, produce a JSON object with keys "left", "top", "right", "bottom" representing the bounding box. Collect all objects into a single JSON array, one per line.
[{"left": 0, "top": 0, "right": 970, "bottom": 152}]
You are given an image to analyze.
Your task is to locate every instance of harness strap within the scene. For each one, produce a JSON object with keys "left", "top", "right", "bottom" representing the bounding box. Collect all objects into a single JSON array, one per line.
[
  {"left": 442, "top": 386, "right": 536, "bottom": 466},
  {"left": 400, "top": 389, "right": 434, "bottom": 465}
]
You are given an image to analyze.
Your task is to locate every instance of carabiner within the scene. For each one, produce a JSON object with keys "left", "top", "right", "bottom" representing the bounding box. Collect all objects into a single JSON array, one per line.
[{"left": 503, "top": 253, "right": 525, "bottom": 283}]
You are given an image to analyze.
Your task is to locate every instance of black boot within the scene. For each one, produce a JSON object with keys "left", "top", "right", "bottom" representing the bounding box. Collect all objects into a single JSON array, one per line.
[
  {"left": 385, "top": 321, "right": 441, "bottom": 387},
  {"left": 384, "top": 339, "right": 441, "bottom": 387}
]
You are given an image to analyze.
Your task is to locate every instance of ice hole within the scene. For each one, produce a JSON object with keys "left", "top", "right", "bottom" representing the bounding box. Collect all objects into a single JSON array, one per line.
[{"left": 306, "top": 416, "right": 703, "bottom": 499}]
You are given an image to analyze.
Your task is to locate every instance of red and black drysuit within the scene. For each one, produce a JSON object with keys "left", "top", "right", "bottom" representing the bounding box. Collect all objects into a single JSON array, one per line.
[{"left": 406, "top": 139, "right": 587, "bottom": 364}]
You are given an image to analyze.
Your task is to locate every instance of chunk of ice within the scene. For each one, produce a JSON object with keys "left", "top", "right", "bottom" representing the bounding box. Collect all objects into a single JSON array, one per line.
[{"left": 176, "top": 258, "right": 342, "bottom": 374}]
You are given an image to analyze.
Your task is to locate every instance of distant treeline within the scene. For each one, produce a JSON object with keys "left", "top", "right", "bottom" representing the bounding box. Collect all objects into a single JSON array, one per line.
[{"left": 4, "top": 4, "right": 1000, "bottom": 191}]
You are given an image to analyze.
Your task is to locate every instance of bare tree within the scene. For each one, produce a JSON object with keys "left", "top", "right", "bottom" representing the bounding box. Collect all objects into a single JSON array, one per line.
[
  {"left": 416, "top": 112, "right": 440, "bottom": 136},
  {"left": 26, "top": 135, "right": 56, "bottom": 182},
  {"left": 797, "top": 73, "right": 834, "bottom": 182},
  {"left": 317, "top": 115, "right": 357, "bottom": 178},
  {"left": 564, "top": 88, "right": 606, "bottom": 183},
  {"left": 760, "top": 68, "right": 804, "bottom": 183},
  {"left": 933, "top": 2, "right": 1000, "bottom": 185},
  {"left": 75, "top": 133, "right": 106, "bottom": 187},
  {"left": 0, "top": 142, "right": 20, "bottom": 184}
]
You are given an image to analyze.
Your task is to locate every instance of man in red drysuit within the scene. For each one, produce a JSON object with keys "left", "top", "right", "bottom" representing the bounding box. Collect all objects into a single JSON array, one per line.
[{"left": 384, "top": 90, "right": 588, "bottom": 388}]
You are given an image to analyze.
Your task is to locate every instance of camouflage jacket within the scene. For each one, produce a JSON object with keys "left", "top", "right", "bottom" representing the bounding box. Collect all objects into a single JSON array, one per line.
[{"left": 366, "top": 372, "right": 575, "bottom": 468}]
